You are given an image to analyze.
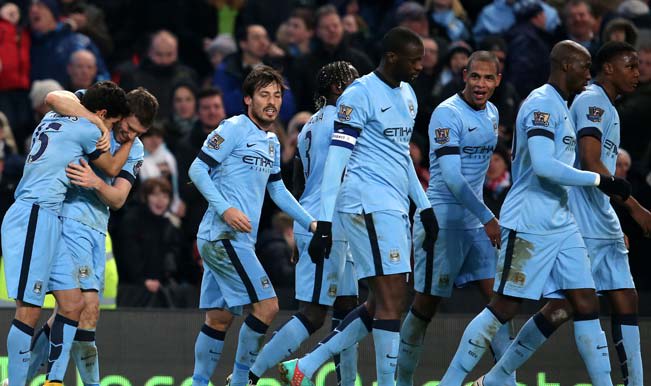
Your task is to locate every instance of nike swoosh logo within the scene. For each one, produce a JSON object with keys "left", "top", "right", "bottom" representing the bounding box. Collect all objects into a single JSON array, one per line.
[
  {"left": 468, "top": 127, "right": 478, "bottom": 132},
  {"left": 19, "top": 349, "right": 30, "bottom": 354},
  {"left": 467, "top": 339, "right": 486, "bottom": 349},
  {"left": 81, "top": 354, "right": 95, "bottom": 361},
  {"left": 597, "top": 345, "right": 608, "bottom": 350},
  {"left": 516, "top": 340, "right": 531, "bottom": 350},
  {"left": 614, "top": 122, "right": 619, "bottom": 125},
  {"left": 249, "top": 351, "right": 259, "bottom": 356},
  {"left": 381, "top": 106, "right": 391, "bottom": 112},
  {"left": 209, "top": 349, "right": 220, "bottom": 355},
  {"left": 246, "top": 143, "right": 255, "bottom": 148},
  {"left": 400, "top": 339, "right": 419, "bottom": 347},
  {"left": 386, "top": 354, "right": 398, "bottom": 359}
]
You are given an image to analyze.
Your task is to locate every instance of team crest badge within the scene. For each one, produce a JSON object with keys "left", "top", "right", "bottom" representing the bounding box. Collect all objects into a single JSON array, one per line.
[
  {"left": 587, "top": 106, "right": 604, "bottom": 123},
  {"left": 532, "top": 111, "right": 550, "bottom": 127},
  {"left": 268, "top": 140, "right": 275, "bottom": 159},
  {"left": 493, "top": 121, "right": 499, "bottom": 136},
  {"left": 133, "top": 160, "right": 143, "bottom": 176},
  {"left": 510, "top": 271, "right": 527, "bottom": 286},
  {"left": 408, "top": 100, "right": 415, "bottom": 116},
  {"left": 328, "top": 284, "right": 338, "bottom": 297},
  {"left": 389, "top": 249, "right": 400, "bottom": 263},
  {"left": 438, "top": 275, "right": 450, "bottom": 288},
  {"left": 260, "top": 276, "right": 271, "bottom": 289},
  {"left": 207, "top": 134, "right": 225, "bottom": 150},
  {"left": 338, "top": 104, "right": 353, "bottom": 121},
  {"left": 33, "top": 281, "right": 43, "bottom": 294},
  {"left": 79, "top": 266, "right": 90, "bottom": 279},
  {"left": 434, "top": 128, "right": 450, "bottom": 144}
]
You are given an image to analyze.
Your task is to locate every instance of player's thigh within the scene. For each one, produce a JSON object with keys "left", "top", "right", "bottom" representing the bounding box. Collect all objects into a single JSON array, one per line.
[
  {"left": 340, "top": 210, "right": 411, "bottom": 280},
  {"left": 413, "top": 225, "right": 467, "bottom": 298},
  {"left": 544, "top": 230, "right": 595, "bottom": 298},
  {"left": 457, "top": 228, "right": 498, "bottom": 288},
  {"left": 493, "top": 228, "right": 559, "bottom": 300},
  {"left": 295, "top": 233, "right": 347, "bottom": 306},
  {"left": 59, "top": 218, "right": 105, "bottom": 292},
  {"left": 198, "top": 237, "right": 275, "bottom": 310},
  {"left": 585, "top": 237, "right": 634, "bottom": 293},
  {"left": 2, "top": 202, "right": 61, "bottom": 306}
]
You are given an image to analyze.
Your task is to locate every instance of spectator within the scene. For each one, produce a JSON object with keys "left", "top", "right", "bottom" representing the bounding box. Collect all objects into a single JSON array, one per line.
[
  {"left": 480, "top": 36, "right": 521, "bottom": 139},
  {"left": 139, "top": 124, "right": 184, "bottom": 218},
  {"left": 166, "top": 82, "right": 198, "bottom": 148},
  {"left": 28, "top": 79, "right": 63, "bottom": 151},
  {"left": 117, "top": 178, "right": 185, "bottom": 307},
  {"left": 413, "top": 36, "right": 442, "bottom": 137},
  {"left": 291, "top": 5, "right": 374, "bottom": 112},
  {"left": 175, "top": 88, "right": 226, "bottom": 254},
  {"left": 473, "top": 0, "right": 561, "bottom": 43},
  {"left": 396, "top": 1, "right": 430, "bottom": 38},
  {"left": 563, "top": 0, "right": 600, "bottom": 57},
  {"left": 428, "top": 0, "right": 470, "bottom": 42},
  {"left": 0, "top": 2, "right": 32, "bottom": 155},
  {"left": 616, "top": 148, "right": 632, "bottom": 179},
  {"left": 617, "top": 45, "right": 651, "bottom": 162},
  {"left": 120, "top": 29, "right": 198, "bottom": 123},
  {"left": 434, "top": 41, "right": 471, "bottom": 104},
  {"left": 505, "top": 0, "right": 553, "bottom": 98},
  {"left": 212, "top": 24, "right": 296, "bottom": 122},
  {"left": 602, "top": 18, "right": 639, "bottom": 46},
  {"left": 0, "top": 112, "right": 24, "bottom": 226},
  {"left": 483, "top": 144, "right": 511, "bottom": 216},
  {"left": 285, "top": 8, "right": 316, "bottom": 58},
  {"left": 65, "top": 49, "right": 98, "bottom": 92},
  {"left": 205, "top": 34, "right": 237, "bottom": 71},
  {"left": 256, "top": 212, "right": 296, "bottom": 290},
  {"left": 29, "top": 0, "right": 109, "bottom": 85},
  {"left": 278, "top": 111, "right": 310, "bottom": 189},
  {"left": 60, "top": 0, "right": 114, "bottom": 58},
  {"left": 409, "top": 133, "right": 430, "bottom": 191}
]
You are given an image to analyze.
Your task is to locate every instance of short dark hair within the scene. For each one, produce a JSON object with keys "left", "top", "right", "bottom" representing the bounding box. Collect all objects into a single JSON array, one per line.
[
  {"left": 236, "top": 24, "right": 265, "bottom": 43},
  {"left": 242, "top": 65, "right": 287, "bottom": 99},
  {"left": 381, "top": 27, "right": 423, "bottom": 56},
  {"left": 479, "top": 36, "right": 507, "bottom": 54},
  {"left": 127, "top": 87, "right": 158, "bottom": 128},
  {"left": 81, "top": 81, "right": 129, "bottom": 119},
  {"left": 315, "top": 4, "right": 338, "bottom": 27},
  {"left": 594, "top": 41, "right": 637, "bottom": 74},
  {"left": 315, "top": 61, "right": 358, "bottom": 110},
  {"left": 291, "top": 8, "right": 316, "bottom": 31},
  {"left": 140, "top": 177, "right": 172, "bottom": 203},
  {"left": 466, "top": 50, "right": 501, "bottom": 74},
  {"left": 196, "top": 87, "right": 223, "bottom": 102}
]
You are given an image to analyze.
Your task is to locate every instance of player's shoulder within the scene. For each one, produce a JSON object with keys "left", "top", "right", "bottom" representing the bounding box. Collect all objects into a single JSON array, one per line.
[
  {"left": 432, "top": 95, "right": 463, "bottom": 121},
  {"left": 571, "top": 85, "right": 608, "bottom": 109},
  {"left": 521, "top": 85, "right": 563, "bottom": 115},
  {"left": 130, "top": 138, "right": 145, "bottom": 158},
  {"left": 340, "top": 77, "right": 370, "bottom": 100},
  {"left": 266, "top": 130, "right": 280, "bottom": 144}
]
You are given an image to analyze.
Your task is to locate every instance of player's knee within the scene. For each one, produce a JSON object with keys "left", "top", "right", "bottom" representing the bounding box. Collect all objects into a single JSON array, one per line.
[
  {"left": 80, "top": 297, "right": 100, "bottom": 328},
  {"left": 333, "top": 296, "right": 358, "bottom": 312},
  {"left": 14, "top": 303, "right": 42, "bottom": 327},
  {"left": 58, "top": 295, "right": 86, "bottom": 317},
  {"left": 252, "top": 298, "right": 279, "bottom": 324},
  {"left": 411, "top": 293, "right": 441, "bottom": 320},
  {"left": 205, "top": 310, "right": 233, "bottom": 331},
  {"left": 570, "top": 294, "right": 599, "bottom": 316},
  {"left": 298, "top": 304, "right": 328, "bottom": 330}
]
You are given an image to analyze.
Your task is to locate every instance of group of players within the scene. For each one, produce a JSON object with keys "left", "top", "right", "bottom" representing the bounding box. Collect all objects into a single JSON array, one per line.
[{"left": 1, "top": 24, "right": 649, "bottom": 386}]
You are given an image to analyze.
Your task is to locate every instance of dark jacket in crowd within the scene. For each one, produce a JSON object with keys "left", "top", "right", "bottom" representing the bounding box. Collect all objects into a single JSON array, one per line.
[
  {"left": 505, "top": 21, "right": 553, "bottom": 98},
  {"left": 617, "top": 81, "right": 651, "bottom": 163}
]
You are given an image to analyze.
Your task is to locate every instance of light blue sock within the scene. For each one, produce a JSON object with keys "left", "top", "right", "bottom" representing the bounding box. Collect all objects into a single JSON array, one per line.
[
  {"left": 484, "top": 313, "right": 556, "bottom": 386},
  {"left": 489, "top": 322, "right": 517, "bottom": 386},
  {"left": 8, "top": 319, "right": 34, "bottom": 385},
  {"left": 612, "top": 314, "right": 643, "bottom": 386},
  {"left": 439, "top": 307, "right": 504, "bottom": 386},
  {"left": 231, "top": 315, "right": 268, "bottom": 386},
  {"left": 27, "top": 323, "right": 50, "bottom": 381},
  {"left": 71, "top": 329, "right": 100, "bottom": 386},
  {"left": 574, "top": 316, "right": 613, "bottom": 386},
  {"left": 46, "top": 314, "right": 78, "bottom": 382},
  {"left": 396, "top": 309, "right": 430, "bottom": 386},
  {"left": 299, "top": 304, "right": 372, "bottom": 379},
  {"left": 332, "top": 309, "right": 358, "bottom": 386},
  {"left": 372, "top": 320, "right": 400, "bottom": 386},
  {"left": 192, "top": 324, "right": 225, "bottom": 386},
  {"left": 249, "top": 314, "right": 314, "bottom": 377}
]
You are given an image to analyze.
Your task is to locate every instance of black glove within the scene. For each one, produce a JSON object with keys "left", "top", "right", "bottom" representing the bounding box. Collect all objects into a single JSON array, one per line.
[
  {"left": 308, "top": 221, "right": 332, "bottom": 264},
  {"left": 597, "top": 174, "right": 631, "bottom": 200},
  {"left": 419, "top": 208, "right": 439, "bottom": 254}
]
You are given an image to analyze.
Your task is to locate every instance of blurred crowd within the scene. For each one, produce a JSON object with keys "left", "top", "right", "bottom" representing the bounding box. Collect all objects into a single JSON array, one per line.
[{"left": 1, "top": 0, "right": 651, "bottom": 308}]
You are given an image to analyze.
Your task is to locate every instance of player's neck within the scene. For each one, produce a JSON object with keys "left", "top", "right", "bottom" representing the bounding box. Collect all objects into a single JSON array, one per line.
[
  {"left": 593, "top": 77, "right": 618, "bottom": 104},
  {"left": 460, "top": 90, "right": 484, "bottom": 110},
  {"left": 547, "top": 78, "right": 569, "bottom": 100},
  {"left": 247, "top": 113, "right": 272, "bottom": 132},
  {"left": 374, "top": 67, "right": 400, "bottom": 88}
]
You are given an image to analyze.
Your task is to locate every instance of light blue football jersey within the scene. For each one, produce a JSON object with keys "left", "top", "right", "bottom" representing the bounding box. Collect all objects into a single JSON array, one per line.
[
  {"left": 14, "top": 111, "right": 101, "bottom": 213},
  {"left": 197, "top": 114, "right": 281, "bottom": 244},
  {"left": 295, "top": 105, "right": 337, "bottom": 237},
  {"left": 61, "top": 132, "right": 144, "bottom": 233},
  {"left": 569, "top": 84, "right": 623, "bottom": 239},
  {"left": 427, "top": 93, "right": 499, "bottom": 229},
  {"left": 500, "top": 84, "right": 578, "bottom": 234},
  {"left": 333, "top": 71, "right": 418, "bottom": 215}
]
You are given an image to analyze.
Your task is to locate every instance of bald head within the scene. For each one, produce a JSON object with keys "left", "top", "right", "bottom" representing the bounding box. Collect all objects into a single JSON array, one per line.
[
  {"left": 68, "top": 50, "right": 98, "bottom": 89},
  {"left": 149, "top": 30, "right": 178, "bottom": 66},
  {"left": 550, "top": 40, "right": 590, "bottom": 70}
]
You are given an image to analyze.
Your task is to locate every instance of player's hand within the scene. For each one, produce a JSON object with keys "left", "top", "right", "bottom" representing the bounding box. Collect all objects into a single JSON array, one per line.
[
  {"left": 66, "top": 158, "right": 102, "bottom": 190},
  {"left": 144, "top": 279, "right": 160, "bottom": 293},
  {"left": 309, "top": 221, "right": 317, "bottom": 233},
  {"left": 624, "top": 234, "right": 630, "bottom": 249},
  {"left": 419, "top": 207, "right": 439, "bottom": 254},
  {"left": 222, "top": 207, "right": 252, "bottom": 233},
  {"left": 308, "top": 221, "right": 332, "bottom": 264},
  {"left": 597, "top": 174, "right": 632, "bottom": 201},
  {"left": 630, "top": 205, "right": 651, "bottom": 237},
  {"left": 484, "top": 217, "right": 501, "bottom": 248},
  {"left": 95, "top": 129, "right": 110, "bottom": 153}
]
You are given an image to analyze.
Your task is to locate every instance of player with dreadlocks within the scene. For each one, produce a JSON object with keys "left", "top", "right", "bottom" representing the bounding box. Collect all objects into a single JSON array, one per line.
[{"left": 243, "top": 61, "right": 360, "bottom": 386}]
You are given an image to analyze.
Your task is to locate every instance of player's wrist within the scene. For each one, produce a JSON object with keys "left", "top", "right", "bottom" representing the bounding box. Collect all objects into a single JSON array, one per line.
[{"left": 594, "top": 173, "right": 601, "bottom": 186}]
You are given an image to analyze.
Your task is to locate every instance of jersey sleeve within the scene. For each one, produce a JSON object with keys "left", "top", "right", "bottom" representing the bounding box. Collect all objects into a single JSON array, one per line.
[
  {"left": 331, "top": 82, "right": 371, "bottom": 150},
  {"left": 198, "top": 120, "right": 241, "bottom": 167},
  {"left": 78, "top": 119, "right": 102, "bottom": 157},
  {"left": 521, "top": 97, "right": 557, "bottom": 140},
  {"left": 117, "top": 140, "right": 144, "bottom": 185},
  {"left": 429, "top": 105, "right": 463, "bottom": 158},
  {"left": 570, "top": 92, "right": 608, "bottom": 140}
]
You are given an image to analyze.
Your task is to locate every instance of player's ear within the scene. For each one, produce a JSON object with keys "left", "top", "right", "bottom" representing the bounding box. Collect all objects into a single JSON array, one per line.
[
  {"left": 462, "top": 68, "right": 468, "bottom": 82},
  {"left": 603, "top": 62, "right": 613, "bottom": 75},
  {"left": 96, "top": 109, "right": 107, "bottom": 120},
  {"left": 495, "top": 73, "right": 502, "bottom": 87},
  {"left": 243, "top": 95, "right": 252, "bottom": 108},
  {"left": 330, "top": 83, "right": 341, "bottom": 96}
]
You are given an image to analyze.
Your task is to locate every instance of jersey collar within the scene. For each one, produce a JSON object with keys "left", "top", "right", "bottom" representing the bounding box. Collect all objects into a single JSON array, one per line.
[
  {"left": 547, "top": 83, "right": 568, "bottom": 103},
  {"left": 593, "top": 82, "right": 616, "bottom": 106},
  {"left": 373, "top": 70, "right": 401, "bottom": 89},
  {"left": 456, "top": 91, "right": 483, "bottom": 111},
  {"left": 245, "top": 114, "right": 268, "bottom": 132}
]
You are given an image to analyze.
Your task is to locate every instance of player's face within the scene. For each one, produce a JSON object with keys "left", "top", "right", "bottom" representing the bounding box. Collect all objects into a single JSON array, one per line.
[
  {"left": 115, "top": 115, "right": 148, "bottom": 144},
  {"left": 463, "top": 60, "right": 501, "bottom": 108},
  {"left": 611, "top": 51, "right": 640, "bottom": 94},
  {"left": 567, "top": 53, "right": 592, "bottom": 94},
  {"left": 395, "top": 43, "right": 424, "bottom": 82},
  {"left": 245, "top": 82, "right": 283, "bottom": 127}
]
